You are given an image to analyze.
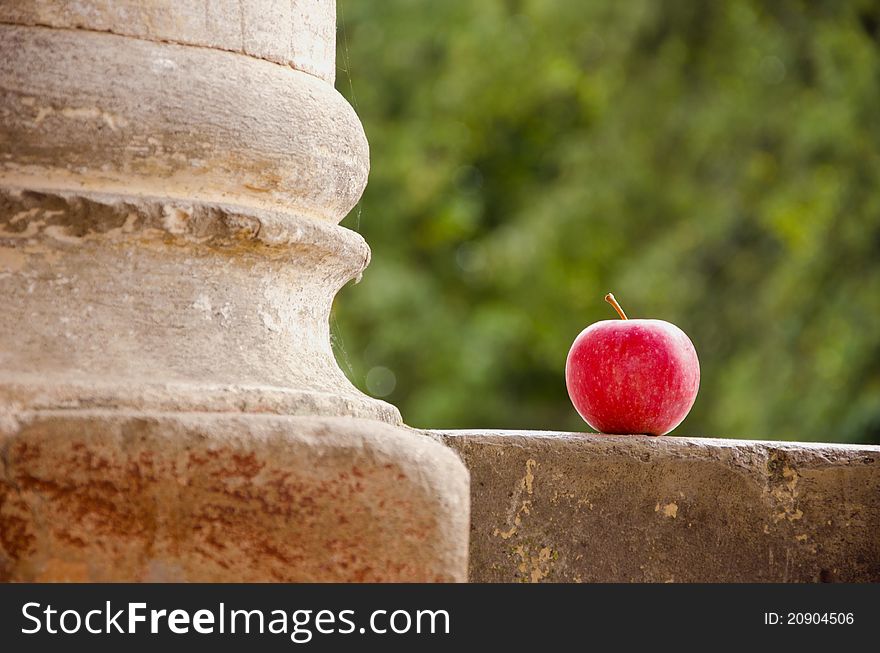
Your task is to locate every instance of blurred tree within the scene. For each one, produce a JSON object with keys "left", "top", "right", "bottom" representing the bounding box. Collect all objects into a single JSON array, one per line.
[{"left": 333, "top": 0, "right": 880, "bottom": 443}]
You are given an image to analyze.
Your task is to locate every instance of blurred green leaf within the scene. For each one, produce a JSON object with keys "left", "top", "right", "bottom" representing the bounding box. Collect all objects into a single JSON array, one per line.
[{"left": 333, "top": 0, "right": 880, "bottom": 443}]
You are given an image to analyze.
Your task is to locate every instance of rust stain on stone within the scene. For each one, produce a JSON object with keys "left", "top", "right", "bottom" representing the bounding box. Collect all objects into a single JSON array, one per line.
[
  {"left": 229, "top": 452, "right": 264, "bottom": 478},
  {"left": 0, "top": 484, "right": 37, "bottom": 561}
]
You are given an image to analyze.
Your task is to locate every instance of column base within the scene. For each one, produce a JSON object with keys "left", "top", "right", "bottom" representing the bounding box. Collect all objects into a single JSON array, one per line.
[{"left": 0, "top": 412, "right": 469, "bottom": 582}]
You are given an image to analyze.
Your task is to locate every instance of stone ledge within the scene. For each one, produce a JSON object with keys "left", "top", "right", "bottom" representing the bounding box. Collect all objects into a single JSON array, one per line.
[{"left": 435, "top": 430, "right": 880, "bottom": 582}]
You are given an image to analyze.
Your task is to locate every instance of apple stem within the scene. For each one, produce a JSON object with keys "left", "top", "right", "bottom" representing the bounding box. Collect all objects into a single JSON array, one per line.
[{"left": 604, "top": 293, "right": 628, "bottom": 320}]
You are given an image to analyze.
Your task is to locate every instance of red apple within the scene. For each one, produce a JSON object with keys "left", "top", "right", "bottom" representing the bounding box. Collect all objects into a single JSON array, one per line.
[{"left": 565, "top": 294, "right": 699, "bottom": 435}]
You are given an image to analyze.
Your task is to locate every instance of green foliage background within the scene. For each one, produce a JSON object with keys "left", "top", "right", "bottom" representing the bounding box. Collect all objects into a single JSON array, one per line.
[{"left": 332, "top": 0, "right": 880, "bottom": 444}]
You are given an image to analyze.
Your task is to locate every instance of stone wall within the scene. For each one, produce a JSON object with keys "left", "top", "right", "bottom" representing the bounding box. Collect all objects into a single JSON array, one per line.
[{"left": 439, "top": 430, "right": 880, "bottom": 582}]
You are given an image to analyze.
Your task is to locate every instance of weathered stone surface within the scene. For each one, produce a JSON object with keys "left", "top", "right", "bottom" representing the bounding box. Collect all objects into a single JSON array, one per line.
[
  {"left": 0, "top": 413, "right": 470, "bottom": 582},
  {"left": 0, "top": 187, "right": 399, "bottom": 424},
  {"left": 438, "top": 430, "right": 880, "bottom": 582},
  {"left": 0, "top": 24, "right": 367, "bottom": 222},
  {"left": 0, "top": 0, "right": 337, "bottom": 83},
  {"left": 0, "top": 0, "right": 472, "bottom": 584}
]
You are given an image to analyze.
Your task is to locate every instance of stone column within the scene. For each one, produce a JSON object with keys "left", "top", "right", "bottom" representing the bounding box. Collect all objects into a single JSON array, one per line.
[{"left": 0, "top": 1, "right": 469, "bottom": 582}]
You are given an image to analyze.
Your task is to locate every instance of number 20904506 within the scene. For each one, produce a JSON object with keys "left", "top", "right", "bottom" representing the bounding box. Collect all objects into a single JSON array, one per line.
[{"left": 765, "top": 613, "right": 854, "bottom": 625}]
